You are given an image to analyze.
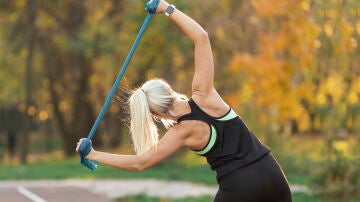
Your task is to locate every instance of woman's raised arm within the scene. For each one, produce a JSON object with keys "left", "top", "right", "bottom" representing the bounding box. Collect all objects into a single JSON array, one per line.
[{"left": 157, "top": 0, "right": 215, "bottom": 96}]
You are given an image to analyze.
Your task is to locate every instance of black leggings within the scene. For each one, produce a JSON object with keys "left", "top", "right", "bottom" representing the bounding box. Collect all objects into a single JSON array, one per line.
[{"left": 214, "top": 154, "right": 292, "bottom": 202}]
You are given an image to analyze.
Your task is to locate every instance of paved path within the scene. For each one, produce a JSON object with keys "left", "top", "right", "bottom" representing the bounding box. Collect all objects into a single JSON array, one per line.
[
  {"left": 0, "top": 184, "right": 113, "bottom": 202},
  {"left": 0, "top": 179, "right": 310, "bottom": 201}
]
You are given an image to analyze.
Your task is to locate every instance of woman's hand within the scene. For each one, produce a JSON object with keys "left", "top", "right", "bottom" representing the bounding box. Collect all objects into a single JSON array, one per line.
[{"left": 76, "top": 138, "right": 96, "bottom": 160}]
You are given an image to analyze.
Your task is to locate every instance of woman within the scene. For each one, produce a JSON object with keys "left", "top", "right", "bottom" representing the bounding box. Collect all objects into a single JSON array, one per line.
[{"left": 77, "top": 1, "right": 292, "bottom": 201}]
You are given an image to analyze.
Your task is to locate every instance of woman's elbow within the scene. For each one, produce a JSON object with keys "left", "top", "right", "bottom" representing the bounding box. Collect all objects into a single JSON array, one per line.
[
  {"left": 133, "top": 155, "right": 152, "bottom": 172},
  {"left": 194, "top": 31, "right": 209, "bottom": 44},
  {"left": 133, "top": 164, "right": 149, "bottom": 172},
  {"left": 132, "top": 165, "right": 145, "bottom": 172}
]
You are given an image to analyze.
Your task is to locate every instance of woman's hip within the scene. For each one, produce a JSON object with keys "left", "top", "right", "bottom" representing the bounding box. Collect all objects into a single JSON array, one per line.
[{"left": 215, "top": 153, "right": 292, "bottom": 202}]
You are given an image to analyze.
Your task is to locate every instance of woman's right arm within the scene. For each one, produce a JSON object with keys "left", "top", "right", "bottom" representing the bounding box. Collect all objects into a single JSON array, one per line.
[
  {"left": 157, "top": 1, "right": 215, "bottom": 97},
  {"left": 76, "top": 123, "right": 190, "bottom": 171}
]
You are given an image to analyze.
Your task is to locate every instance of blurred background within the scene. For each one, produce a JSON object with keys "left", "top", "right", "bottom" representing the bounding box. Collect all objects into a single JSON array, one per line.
[{"left": 0, "top": 0, "right": 359, "bottom": 201}]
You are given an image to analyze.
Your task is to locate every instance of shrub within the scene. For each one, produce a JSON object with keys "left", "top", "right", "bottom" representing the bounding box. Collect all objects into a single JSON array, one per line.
[{"left": 314, "top": 138, "right": 360, "bottom": 201}]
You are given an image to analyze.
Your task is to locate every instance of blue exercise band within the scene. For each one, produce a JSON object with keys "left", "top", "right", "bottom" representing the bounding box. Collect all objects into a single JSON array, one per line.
[{"left": 78, "top": 0, "right": 160, "bottom": 171}]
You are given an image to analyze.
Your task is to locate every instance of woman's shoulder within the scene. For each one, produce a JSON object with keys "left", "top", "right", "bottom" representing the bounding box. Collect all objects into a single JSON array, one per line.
[{"left": 191, "top": 91, "right": 230, "bottom": 118}]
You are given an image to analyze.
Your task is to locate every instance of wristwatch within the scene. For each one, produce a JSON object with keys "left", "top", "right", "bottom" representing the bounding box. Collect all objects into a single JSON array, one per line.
[{"left": 165, "top": 4, "right": 176, "bottom": 16}]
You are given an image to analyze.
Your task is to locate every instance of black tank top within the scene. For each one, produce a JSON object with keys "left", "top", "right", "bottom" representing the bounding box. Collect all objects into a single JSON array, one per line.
[{"left": 177, "top": 98, "right": 270, "bottom": 180}]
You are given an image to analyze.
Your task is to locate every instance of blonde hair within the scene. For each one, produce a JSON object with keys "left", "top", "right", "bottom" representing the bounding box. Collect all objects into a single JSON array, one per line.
[{"left": 129, "top": 79, "right": 186, "bottom": 154}]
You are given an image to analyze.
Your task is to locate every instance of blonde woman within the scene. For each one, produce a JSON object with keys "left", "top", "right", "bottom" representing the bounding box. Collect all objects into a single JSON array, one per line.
[{"left": 76, "top": 1, "right": 292, "bottom": 201}]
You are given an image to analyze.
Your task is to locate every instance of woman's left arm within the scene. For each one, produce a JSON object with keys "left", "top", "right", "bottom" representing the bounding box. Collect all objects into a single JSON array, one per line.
[{"left": 80, "top": 124, "right": 189, "bottom": 171}]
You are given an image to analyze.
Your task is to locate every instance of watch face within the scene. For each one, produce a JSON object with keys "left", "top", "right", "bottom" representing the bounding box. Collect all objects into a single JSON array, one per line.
[{"left": 166, "top": 5, "right": 175, "bottom": 16}]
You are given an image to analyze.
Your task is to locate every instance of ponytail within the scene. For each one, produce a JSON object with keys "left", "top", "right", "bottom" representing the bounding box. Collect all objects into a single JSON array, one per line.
[{"left": 129, "top": 89, "right": 158, "bottom": 154}]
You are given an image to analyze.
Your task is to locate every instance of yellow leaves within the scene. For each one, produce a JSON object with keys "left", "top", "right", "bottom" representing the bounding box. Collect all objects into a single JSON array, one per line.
[
  {"left": 3, "top": 11, "right": 19, "bottom": 24},
  {"left": 85, "top": 1, "right": 112, "bottom": 23},
  {"left": 317, "top": 93, "right": 327, "bottom": 105},
  {"left": 347, "top": 78, "right": 360, "bottom": 104},
  {"left": 315, "top": 72, "right": 359, "bottom": 108},
  {"left": 215, "top": 27, "right": 226, "bottom": 42},
  {"left": 332, "top": 140, "right": 350, "bottom": 156},
  {"left": 276, "top": 91, "right": 310, "bottom": 132},
  {"left": 274, "top": 30, "right": 290, "bottom": 52},
  {"left": 54, "top": 82, "right": 64, "bottom": 94},
  {"left": 301, "top": 0, "right": 310, "bottom": 11},
  {"left": 14, "top": 0, "right": 25, "bottom": 9},
  {"left": 89, "top": 74, "right": 100, "bottom": 86},
  {"left": 350, "top": 38, "right": 358, "bottom": 49},
  {"left": 339, "top": 20, "right": 353, "bottom": 37},
  {"left": 251, "top": 0, "right": 293, "bottom": 17},
  {"left": 286, "top": 17, "right": 320, "bottom": 56},
  {"left": 320, "top": 74, "right": 344, "bottom": 105},
  {"left": 296, "top": 109, "right": 310, "bottom": 132},
  {"left": 178, "top": 151, "right": 207, "bottom": 167},
  {"left": 229, "top": 53, "right": 254, "bottom": 72},
  {"left": 251, "top": 1, "right": 321, "bottom": 68},
  {"left": 347, "top": 92, "right": 358, "bottom": 105},
  {"left": 229, "top": 52, "right": 304, "bottom": 130},
  {"left": 228, "top": 0, "right": 359, "bottom": 134},
  {"left": 319, "top": 3, "right": 358, "bottom": 55},
  {"left": 27, "top": 106, "right": 37, "bottom": 116},
  {"left": 314, "top": 40, "right": 322, "bottom": 49},
  {"left": 38, "top": 110, "right": 49, "bottom": 121},
  {"left": 240, "top": 83, "right": 254, "bottom": 103},
  {"left": 357, "top": 21, "right": 360, "bottom": 35},
  {"left": 324, "top": 9, "right": 338, "bottom": 19},
  {"left": 297, "top": 80, "right": 316, "bottom": 103},
  {"left": 324, "top": 23, "right": 334, "bottom": 37},
  {"left": 172, "top": 48, "right": 185, "bottom": 68},
  {"left": 146, "top": 70, "right": 157, "bottom": 79},
  {"left": 334, "top": 20, "right": 356, "bottom": 54},
  {"left": 353, "top": 78, "right": 360, "bottom": 93},
  {"left": 59, "top": 101, "right": 69, "bottom": 112}
]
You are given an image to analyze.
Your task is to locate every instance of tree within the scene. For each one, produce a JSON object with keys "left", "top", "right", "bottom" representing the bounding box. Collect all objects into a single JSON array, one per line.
[
  {"left": 35, "top": 0, "right": 129, "bottom": 156},
  {"left": 227, "top": 0, "right": 359, "bottom": 136},
  {"left": 21, "top": 0, "right": 37, "bottom": 163}
]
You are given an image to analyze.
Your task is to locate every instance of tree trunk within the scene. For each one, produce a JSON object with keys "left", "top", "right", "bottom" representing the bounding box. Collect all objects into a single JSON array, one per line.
[{"left": 21, "top": 0, "right": 37, "bottom": 164}]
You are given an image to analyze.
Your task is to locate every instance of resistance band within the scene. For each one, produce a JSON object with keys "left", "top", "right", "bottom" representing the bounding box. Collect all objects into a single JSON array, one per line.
[{"left": 78, "top": 0, "right": 160, "bottom": 171}]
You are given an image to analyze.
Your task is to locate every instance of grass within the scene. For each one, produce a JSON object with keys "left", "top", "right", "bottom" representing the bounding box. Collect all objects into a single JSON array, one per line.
[
  {"left": 0, "top": 155, "right": 311, "bottom": 186},
  {"left": 0, "top": 156, "right": 216, "bottom": 184}
]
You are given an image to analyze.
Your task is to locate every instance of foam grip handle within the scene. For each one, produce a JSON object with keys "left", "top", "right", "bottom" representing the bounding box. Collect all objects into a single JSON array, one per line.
[
  {"left": 78, "top": 138, "right": 97, "bottom": 171},
  {"left": 80, "top": 155, "right": 98, "bottom": 171},
  {"left": 145, "top": 0, "right": 160, "bottom": 14}
]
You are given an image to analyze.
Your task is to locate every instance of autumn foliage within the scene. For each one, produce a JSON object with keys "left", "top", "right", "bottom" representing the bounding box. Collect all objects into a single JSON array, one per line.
[
  {"left": 227, "top": 0, "right": 359, "bottom": 135},
  {"left": 0, "top": 0, "right": 359, "bottom": 156}
]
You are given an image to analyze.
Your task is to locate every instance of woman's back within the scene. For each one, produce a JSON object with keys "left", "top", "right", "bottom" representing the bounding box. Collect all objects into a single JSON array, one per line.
[{"left": 178, "top": 97, "right": 270, "bottom": 180}]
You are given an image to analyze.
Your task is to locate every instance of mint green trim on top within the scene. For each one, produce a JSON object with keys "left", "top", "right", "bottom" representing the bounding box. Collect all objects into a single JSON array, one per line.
[
  {"left": 216, "top": 109, "right": 238, "bottom": 121},
  {"left": 196, "top": 125, "right": 217, "bottom": 155}
]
